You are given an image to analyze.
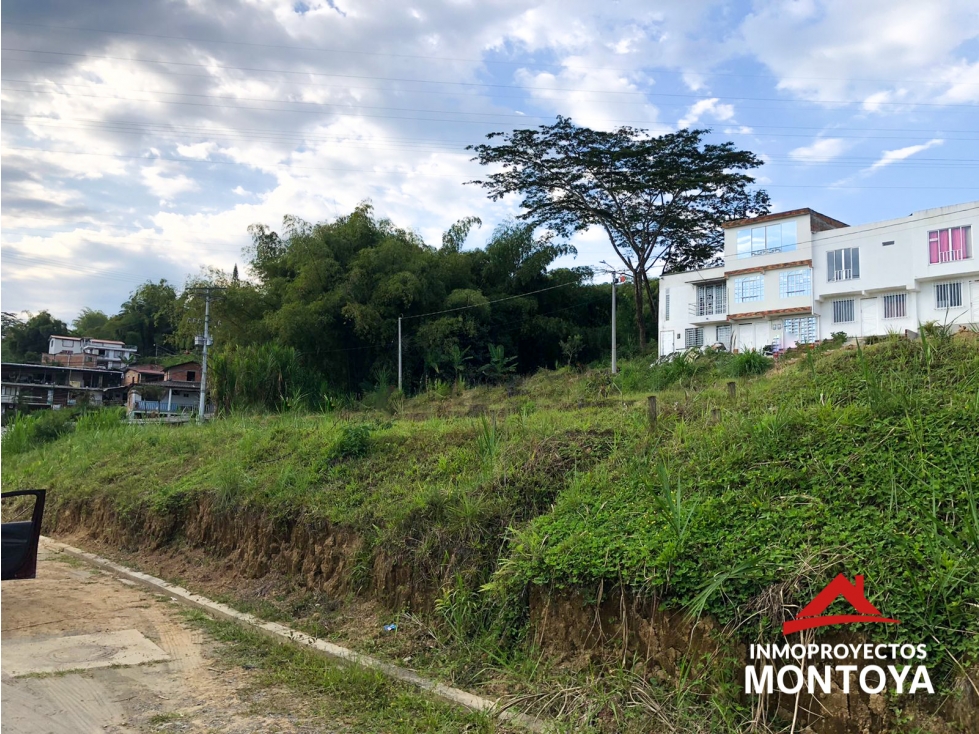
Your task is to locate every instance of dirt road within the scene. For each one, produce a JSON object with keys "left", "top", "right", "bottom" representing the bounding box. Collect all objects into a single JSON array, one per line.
[{"left": 1, "top": 542, "right": 304, "bottom": 733}]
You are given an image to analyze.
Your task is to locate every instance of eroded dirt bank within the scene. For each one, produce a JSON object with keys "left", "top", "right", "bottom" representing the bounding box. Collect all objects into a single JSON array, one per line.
[{"left": 48, "top": 494, "right": 978, "bottom": 734}]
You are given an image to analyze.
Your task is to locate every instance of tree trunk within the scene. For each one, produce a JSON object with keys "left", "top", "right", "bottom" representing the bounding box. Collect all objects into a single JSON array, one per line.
[
  {"left": 640, "top": 270, "right": 658, "bottom": 337},
  {"left": 632, "top": 275, "right": 647, "bottom": 350}
]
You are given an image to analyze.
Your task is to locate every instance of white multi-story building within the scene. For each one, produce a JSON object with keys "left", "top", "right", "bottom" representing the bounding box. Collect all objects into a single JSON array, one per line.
[
  {"left": 658, "top": 200, "right": 978, "bottom": 355},
  {"left": 44, "top": 336, "right": 138, "bottom": 370}
]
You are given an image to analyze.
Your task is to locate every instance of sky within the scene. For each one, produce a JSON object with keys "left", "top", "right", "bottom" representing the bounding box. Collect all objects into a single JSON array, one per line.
[{"left": 2, "top": 0, "right": 978, "bottom": 324}]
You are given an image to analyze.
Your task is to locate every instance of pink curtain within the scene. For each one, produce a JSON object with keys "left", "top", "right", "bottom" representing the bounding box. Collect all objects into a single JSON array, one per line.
[
  {"left": 939, "top": 229, "right": 950, "bottom": 261},
  {"left": 951, "top": 228, "right": 965, "bottom": 259},
  {"left": 929, "top": 231, "right": 940, "bottom": 263}
]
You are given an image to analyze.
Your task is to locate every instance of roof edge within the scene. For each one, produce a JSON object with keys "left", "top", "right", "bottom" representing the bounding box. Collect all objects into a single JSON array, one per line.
[{"left": 721, "top": 208, "right": 848, "bottom": 230}]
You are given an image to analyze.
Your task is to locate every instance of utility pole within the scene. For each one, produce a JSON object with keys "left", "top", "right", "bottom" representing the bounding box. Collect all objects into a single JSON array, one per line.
[
  {"left": 397, "top": 316, "right": 403, "bottom": 393},
  {"left": 191, "top": 286, "right": 222, "bottom": 421},
  {"left": 196, "top": 291, "right": 212, "bottom": 421},
  {"left": 611, "top": 272, "right": 618, "bottom": 375}
]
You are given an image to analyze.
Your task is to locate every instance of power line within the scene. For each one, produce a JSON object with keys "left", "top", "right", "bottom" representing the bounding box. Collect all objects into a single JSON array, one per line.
[
  {"left": 6, "top": 119, "right": 978, "bottom": 169},
  {"left": 1, "top": 78, "right": 552, "bottom": 121},
  {"left": 1, "top": 252, "right": 163, "bottom": 286},
  {"left": 4, "top": 20, "right": 977, "bottom": 87},
  {"left": 1, "top": 226, "right": 248, "bottom": 254},
  {"left": 7, "top": 205, "right": 976, "bottom": 281},
  {"left": 7, "top": 122, "right": 979, "bottom": 169},
  {"left": 402, "top": 281, "right": 581, "bottom": 321},
  {"left": 9, "top": 56, "right": 978, "bottom": 120},
  {"left": 0, "top": 48, "right": 714, "bottom": 98},
  {"left": 4, "top": 48, "right": 978, "bottom": 108},
  {"left": 769, "top": 204, "right": 979, "bottom": 244},
  {"left": 9, "top": 84, "right": 979, "bottom": 135},
  {"left": 8, "top": 118, "right": 979, "bottom": 162},
  {"left": 8, "top": 112, "right": 979, "bottom": 141},
  {"left": 5, "top": 147, "right": 979, "bottom": 189}
]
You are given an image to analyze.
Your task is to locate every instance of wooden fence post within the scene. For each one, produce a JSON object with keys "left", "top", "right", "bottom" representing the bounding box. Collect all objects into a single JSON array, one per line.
[
  {"left": 647, "top": 395, "right": 658, "bottom": 429},
  {"left": 727, "top": 381, "right": 737, "bottom": 400},
  {"left": 711, "top": 408, "right": 721, "bottom": 423}
]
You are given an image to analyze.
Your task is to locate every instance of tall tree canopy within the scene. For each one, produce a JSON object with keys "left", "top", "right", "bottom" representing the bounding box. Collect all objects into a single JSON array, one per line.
[
  {"left": 1, "top": 311, "right": 70, "bottom": 363},
  {"left": 221, "top": 204, "right": 601, "bottom": 393},
  {"left": 100, "top": 280, "right": 178, "bottom": 356},
  {"left": 71, "top": 308, "right": 110, "bottom": 337},
  {"left": 9, "top": 205, "right": 652, "bottom": 400},
  {"left": 468, "top": 117, "right": 770, "bottom": 348}
]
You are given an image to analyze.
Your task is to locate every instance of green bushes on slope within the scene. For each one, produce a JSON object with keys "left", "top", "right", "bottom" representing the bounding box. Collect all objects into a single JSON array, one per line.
[{"left": 2, "top": 337, "right": 977, "bottom": 686}]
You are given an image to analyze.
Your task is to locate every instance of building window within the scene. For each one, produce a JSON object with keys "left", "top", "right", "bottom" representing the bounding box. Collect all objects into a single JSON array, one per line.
[
  {"left": 187, "top": 371, "right": 196, "bottom": 381},
  {"left": 779, "top": 269, "right": 811, "bottom": 298},
  {"left": 733, "top": 275, "right": 764, "bottom": 303},
  {"left": 696, "top": 283, "right": 727, "bottom": 316},
  {"left": 736, "top": 221, "right": 798, "bottom": 258},
  {"left": 934, "top": 282, "right": 963, "bottom": 309},
  {"left": 684, "top": 328, "right": 704, "bottom": 348},
  {"left": 832, "top": 299, "right": 855, "bottom": 323},
  {"left": 928, "top": 226, "right": 971, "bottom": 263},
  {"left": 62, "top": 339, "right": 74, "bottom": 347},
  {"left": 716, "top": 324, "right": 733, "bottom": 348},
  {"left": 784, "top": 316, "right": 817, "bottom": 344},
  {"left": 827, "top": 247, "right": 860, "bottom": 281},
  {"left": 882, "top": 241, "right": 895, "bottom": 246},
  {"left": 664, "top": 289, "right": 670, "bottom": 321},
  {"left": 882, "top": 293, "right": 907, "bottom": 319}
]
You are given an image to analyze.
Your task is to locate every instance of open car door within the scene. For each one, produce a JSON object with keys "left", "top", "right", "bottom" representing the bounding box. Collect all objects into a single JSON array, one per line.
[{"left": 1, "top": 490, "right": 47, "bottom": 580}]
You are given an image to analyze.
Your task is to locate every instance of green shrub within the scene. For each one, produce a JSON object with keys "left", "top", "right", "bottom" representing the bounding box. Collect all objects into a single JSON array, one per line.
[
  {"left": 1, "top": 408, "right": 85, "bottom": 455},
  {"left": 725, "top": 350, "right": 773, "bottom": 377},
  {"left": 1, "top": 414, "right": 37, "bottom": 455},
  {"left": 330, "top": 424, "right": 372, "bottom": 460}
]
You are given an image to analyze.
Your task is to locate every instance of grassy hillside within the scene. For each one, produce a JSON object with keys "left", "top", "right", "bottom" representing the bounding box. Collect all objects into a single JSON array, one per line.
[{"left": 3, "top": 333, "right": 978, "bottom": 729}]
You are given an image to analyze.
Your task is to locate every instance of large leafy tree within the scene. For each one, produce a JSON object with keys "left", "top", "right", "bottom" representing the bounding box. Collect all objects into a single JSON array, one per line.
[
  {"left": 102, "top": 280, "right": 178, "bottom": 356},
  {"left": 71, "top": 308, "right": 111, "bottom": 337},
  {"left": 467, "top": 117, "right": 770, "bottom": 349},
  {"left": 1, "top": 310, "right": 70, "bottom": 362}
]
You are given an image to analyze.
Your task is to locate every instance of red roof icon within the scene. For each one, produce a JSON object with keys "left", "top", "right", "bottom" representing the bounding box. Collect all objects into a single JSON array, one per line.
[{"left": 783, "top": 574, "right": 900, "bottom": 635}]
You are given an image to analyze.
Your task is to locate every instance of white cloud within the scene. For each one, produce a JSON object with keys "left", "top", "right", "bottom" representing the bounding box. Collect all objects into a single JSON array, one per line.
[
  {"left": 140, "top": 165, "right": 200, "bottom": 199},
  {"left": 788, "top": 137, "right": 849, "bottom": 163},
  {"left": 677, "top": 97, "right": 734, "bottom": 129},
  {"left": 738, "top": 0, "right": 979, "bottom": 104},
  {"left": 514, "top": 64, "right": 662, "bottom": 130},
  {"left": 830, "top": 138, "right": 945, "bottom": 188},
  {"left": 176, "top": 142, "right": 216, "bottom": 160},
  {"left": 866, "top": 138, "right": 944, "bottom": 172},
  {"left": 1, "top": 0, "right": 974, "bottom": 320}
]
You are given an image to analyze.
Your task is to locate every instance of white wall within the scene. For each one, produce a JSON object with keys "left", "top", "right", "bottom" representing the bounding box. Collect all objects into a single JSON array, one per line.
[
  {"left": 659, "top": 265, "right": 726, "bottom": 354},
  {"left": 811, "top": 201, "right": 978, "bottom": 339}
]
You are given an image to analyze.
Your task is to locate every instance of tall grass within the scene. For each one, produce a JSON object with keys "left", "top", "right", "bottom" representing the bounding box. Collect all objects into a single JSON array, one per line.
[
  {"left": 210, "top": 343, "right": 324, "bottom": 413},
  {"left": 615, "top": 348, "right": 773, "bottom": 394},
  {"left": 2, "top": 406, "right": 125, "bottom": 456}
]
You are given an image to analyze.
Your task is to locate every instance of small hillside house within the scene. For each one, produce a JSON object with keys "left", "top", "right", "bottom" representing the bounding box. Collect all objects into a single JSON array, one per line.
[
  {"left": 126, "top": 361, "right": 204, "bottom": 418},
  {"left": 44, "top": 336, "right": 137, "bottom": 370}
]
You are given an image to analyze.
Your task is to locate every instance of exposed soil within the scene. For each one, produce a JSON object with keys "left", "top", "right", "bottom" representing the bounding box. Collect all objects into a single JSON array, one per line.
[
  {"left": 46, "top": 508, "right": 978, "bottom": 734},
  {"left": 1, "top": 543, "right": 336, "bottom": 733}
]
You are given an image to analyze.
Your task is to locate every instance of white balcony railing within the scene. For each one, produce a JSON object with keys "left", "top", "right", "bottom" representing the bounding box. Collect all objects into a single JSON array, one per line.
[{"left": 934, "top": 249, "right": 967, "bottom": 263}]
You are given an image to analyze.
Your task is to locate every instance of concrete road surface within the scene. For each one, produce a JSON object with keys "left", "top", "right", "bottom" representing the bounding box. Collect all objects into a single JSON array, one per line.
[{"left": 1, "top": 542, "right": 302, "bottom": 733}]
